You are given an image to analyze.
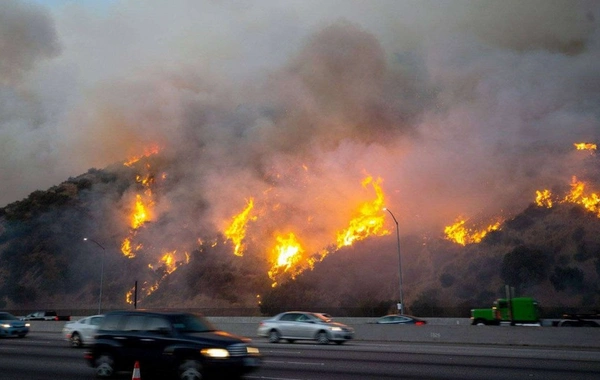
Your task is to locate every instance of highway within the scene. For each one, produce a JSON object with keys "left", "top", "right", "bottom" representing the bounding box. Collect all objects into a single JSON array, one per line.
[{"left": 1, "top": 332, "right": 600, "bottom": 380}]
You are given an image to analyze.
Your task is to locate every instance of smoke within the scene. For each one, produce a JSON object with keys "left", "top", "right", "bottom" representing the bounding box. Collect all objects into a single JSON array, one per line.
[{"left": 2, "top": 0, "right": 600, "bottom": 242}]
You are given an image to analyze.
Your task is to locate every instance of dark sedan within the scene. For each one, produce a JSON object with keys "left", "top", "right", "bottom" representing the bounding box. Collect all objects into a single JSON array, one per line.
[{"left": 376, "top": 314, "right": 427, "bottom": 325}]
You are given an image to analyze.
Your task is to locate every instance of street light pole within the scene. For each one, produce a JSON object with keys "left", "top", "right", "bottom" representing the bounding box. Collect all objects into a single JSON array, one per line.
[
  {"left": 384, "top": 208, "right": 404, "bottom": 315},
  {"left": 83, "top": 237, "right": 105, "bottom": 314}
]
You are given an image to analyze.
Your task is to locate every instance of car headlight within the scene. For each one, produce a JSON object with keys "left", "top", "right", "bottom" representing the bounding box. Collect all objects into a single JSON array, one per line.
[
  {"left": 0, "top": 324, "right": 10, "bottom": 328},
  {"left": 247, "top": 346, "right": 260, "bottom": 354},
  {"left": 25, "top": 323, "right": 30, "bottom": 327},
  {"left": 201, "top": 348, "right": 230, "bottom": 358},
  {"left": 330, "top": 327, "right": 342, "bottom": 331}
]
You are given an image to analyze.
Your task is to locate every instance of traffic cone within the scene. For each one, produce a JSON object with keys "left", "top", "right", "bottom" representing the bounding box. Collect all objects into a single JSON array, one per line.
[{"left": 132, "top": 361, "right": 141, "bottom": 380}]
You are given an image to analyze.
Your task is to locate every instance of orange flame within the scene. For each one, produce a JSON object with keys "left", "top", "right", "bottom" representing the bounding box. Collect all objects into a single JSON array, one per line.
[
  {"left": 268, "top": 232, "right": 305, "bottom": 287},
  {"left": 123, "top": 144, "right": 161, "bottom": 167},
  {"left": 444, "top": 218, "right": 502, "bottom": 246},
  {"left": 131, "top": 194, "right": 153, "bottom": 229},
  {"left": 120, "top": 237, "right": 142, "bottom": 258},
  {"left": 535, "top": 189, "right": 553, "bottom": 208},
  {"left": 336, "top": 176, "right": 389, "bottom": 248},
  {"left": 224, "top": 198, "right": 257, "bottom": 256},
  {"left": 574, "top": 142, "right": 597, "bottom": 151}
]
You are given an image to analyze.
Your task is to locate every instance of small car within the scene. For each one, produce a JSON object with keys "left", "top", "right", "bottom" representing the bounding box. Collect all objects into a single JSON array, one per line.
[
  {"left": 375, "top": 314, "right": 427, "bottom": 325},
  {"left": 257, "top": 311, "right": 354, "bottom": 345},
  {"left": 62, "top": 314, "right": 104, "bottom": 347},
  {"left": 0, "top": 312, "right": 30, "bottom": 338},
  {"left": 85, "top": 310, "right": 261, "bottom": 379}
]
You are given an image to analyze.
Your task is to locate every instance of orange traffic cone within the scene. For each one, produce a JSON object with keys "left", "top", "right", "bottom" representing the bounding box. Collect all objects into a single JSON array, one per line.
[{"left": 132, "top": 361, "right": 141, "bottom": 380}]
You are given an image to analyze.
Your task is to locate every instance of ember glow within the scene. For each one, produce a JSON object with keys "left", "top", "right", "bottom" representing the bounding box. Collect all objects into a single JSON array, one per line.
[
  {"left": 444, "top": 218, "right": 502, "bottom": 246},
  {"left": 224, "top": 198, "right": 256, "bottom": 256}
]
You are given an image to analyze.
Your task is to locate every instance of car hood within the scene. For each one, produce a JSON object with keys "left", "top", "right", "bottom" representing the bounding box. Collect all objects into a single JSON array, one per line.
[
  {"left": 180, "top": 330, "right": 251, "bottom": 345},
  {"left": 0, "top": 320, "right": 27, "bottom": 327}
]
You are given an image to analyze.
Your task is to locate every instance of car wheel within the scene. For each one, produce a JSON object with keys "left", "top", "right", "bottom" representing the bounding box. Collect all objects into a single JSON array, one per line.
[
  {"left": 95, "top": 353, "right": 115, "bottom": 378},
  {"left": 334, "top": 340, "right": 345, "bottom": 345},
  {"left": 18, "top": 334, "right": 26, "bottom": 338},
  {"left": 70, "top": 332, "right": 82, "bottom": 347},
  {"left": 316, "top": 331, "right": 330, "bottom": 345},
  {"left": 286, "top": 339, "right": 295, "bottom": 343},
  {"left": 178, "top": 359, "right": 203, "bottom": 380},
  {"left": 268, "top": 329, "right": 280, "bottom": 343}
]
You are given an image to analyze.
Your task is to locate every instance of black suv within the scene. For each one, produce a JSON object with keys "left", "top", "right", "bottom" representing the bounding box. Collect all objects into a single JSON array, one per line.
[{"left": 84, "top": 310, "right": 261, "bottom": 379}]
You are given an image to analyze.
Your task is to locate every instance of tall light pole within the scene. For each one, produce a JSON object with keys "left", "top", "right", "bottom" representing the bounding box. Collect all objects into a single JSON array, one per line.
[
  {"left": 384, "top": 208, "right": 404, "bottom": 315},
  {"left": 83, "top": 237, "right": 105, "bottom": 314}
]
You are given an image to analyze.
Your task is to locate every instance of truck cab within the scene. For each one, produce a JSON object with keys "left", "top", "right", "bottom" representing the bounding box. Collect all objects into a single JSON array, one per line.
[{"left": 471, "top": 297, "right": 540, "bottom": 325}]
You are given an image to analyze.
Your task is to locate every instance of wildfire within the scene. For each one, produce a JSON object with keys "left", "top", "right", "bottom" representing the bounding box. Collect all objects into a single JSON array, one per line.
[
  {"left": 126, "top": 250, "right": 190, "bottom": 304},
  {"left": 444, "top": 218, "right": 502, "bottom": 246},
  {"left": 268, "top": 232, "right": 305, "bottom": 287},
  {"left": 535, "top": 189, "right": 553, "bottom": 208},
  {"left": 131, "top": 194, "right": 153, "bottom": 229},
  {"left": 224, "top": 198, "right": 257, "bottom": 256},
  {"left": 336, "top": 176, "right": 389, "bottom": 248},
  {"left": 123, "top": 144, "right": 161, "bottom": 167},
  {"left": 120, "top": 237, "right": 142, "bottom": 258},
  {"left": 574, "top": 142, "right": 597, "bottom": 151}
]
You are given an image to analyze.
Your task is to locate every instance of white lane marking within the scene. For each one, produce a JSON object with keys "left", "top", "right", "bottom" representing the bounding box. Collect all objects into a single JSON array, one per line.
[{"left": 265, "top": 359, "right": 325, "bottom": 366}]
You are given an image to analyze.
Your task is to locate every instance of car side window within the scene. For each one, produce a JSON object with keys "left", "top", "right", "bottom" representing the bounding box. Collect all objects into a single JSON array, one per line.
[
  {"left": 102, "top": 314, "right": 123, "bottom": 330},
  {"left": 297, "top": 314, "right": 310, "bottom": 322},
  {"left": 123, "top": 315, "right": 146, "bottom": 332},
  {"left": 90, "top": 317, "right": 103, "bottom": 326},
  {"left": 280, "top": 313, "right": 298, "bottom": 321},
  {"left": 146, "top": 316, "right": 171, "bottom": 334}
]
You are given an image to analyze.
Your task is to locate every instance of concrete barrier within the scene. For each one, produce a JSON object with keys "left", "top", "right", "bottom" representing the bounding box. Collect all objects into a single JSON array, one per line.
[{"left": 29, "top": 317, "right": 600, "bottom": 349}]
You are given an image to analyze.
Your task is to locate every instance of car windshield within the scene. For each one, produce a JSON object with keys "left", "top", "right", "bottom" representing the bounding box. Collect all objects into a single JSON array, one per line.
[
  {"left": 168, "top": 314, "right": 216, "bottom": 333},
  {"left": 0, "top": 313, "right": 17, "bottom": 320}
]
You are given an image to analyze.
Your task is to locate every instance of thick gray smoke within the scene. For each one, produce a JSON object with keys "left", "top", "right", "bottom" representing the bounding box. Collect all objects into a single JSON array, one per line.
[{"left": 2, "top": 0, "right": 600, "bottom": 239}]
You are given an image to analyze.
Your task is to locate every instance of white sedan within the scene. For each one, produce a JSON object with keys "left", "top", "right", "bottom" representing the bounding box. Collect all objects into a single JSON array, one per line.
[{"left": 62, "top": 315, "right": 104, "bottom": 347}]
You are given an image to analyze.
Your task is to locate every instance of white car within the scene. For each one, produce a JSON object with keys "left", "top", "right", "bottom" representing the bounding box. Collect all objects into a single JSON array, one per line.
[
  {"left": 257, "top": 311, "right": 354, "bottom": 345},
  {"left": 62, "top": 315, "right": 104, "bottom": 347}
]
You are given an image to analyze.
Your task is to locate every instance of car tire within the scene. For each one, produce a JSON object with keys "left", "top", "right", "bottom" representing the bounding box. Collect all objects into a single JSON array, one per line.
[
  {"left": 70, "top": 332, "right": 82, "bottom": 348},
  {"left": 316, "top": 331, "right": 330, "bottom": 345},
  {"left": 18, "top": 334, "right": 26, "bottom": 338},
  {"left": 95, "top": 353, "right": 115, "bottom": 378},
  {"left": 334, "top": 340, "right": 345, "bottom": 345},
  {"left": 286, "top": 339, "right": 295, "bottom": 343},
  {"left": 268, "top": 330, "right": 280, "bottom": 343},
  {"left": 178, "top": 359, "right": 203, "bottom": 380}
]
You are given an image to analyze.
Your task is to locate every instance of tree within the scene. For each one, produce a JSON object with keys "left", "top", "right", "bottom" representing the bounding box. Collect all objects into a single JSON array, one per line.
[{"left": 500, "top": 245, "right": 550, "bottom": 291}]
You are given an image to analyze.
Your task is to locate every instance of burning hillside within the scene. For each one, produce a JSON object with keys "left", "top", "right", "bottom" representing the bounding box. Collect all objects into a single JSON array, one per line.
[{"left": 1, "top": 1, "right": 600, "bottom": 313}]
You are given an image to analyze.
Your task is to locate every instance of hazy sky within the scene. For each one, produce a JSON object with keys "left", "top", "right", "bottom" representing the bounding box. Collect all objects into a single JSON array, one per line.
[{"left": 2, "top": 0, "right": 599, "bottom": 236}]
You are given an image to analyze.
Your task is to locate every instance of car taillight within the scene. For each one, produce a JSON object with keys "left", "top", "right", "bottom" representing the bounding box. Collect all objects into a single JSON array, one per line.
[
  {"left": 54, "top": 316, "right": 58, "bottom": 321},
  {"left": 415, "top": 321, "right": 425, "bottom": 326}
]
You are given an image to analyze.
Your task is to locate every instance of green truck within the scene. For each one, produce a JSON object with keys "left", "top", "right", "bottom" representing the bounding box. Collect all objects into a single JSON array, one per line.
[{"left": 471, "top": 297, "right": 540, "bottom": 326}]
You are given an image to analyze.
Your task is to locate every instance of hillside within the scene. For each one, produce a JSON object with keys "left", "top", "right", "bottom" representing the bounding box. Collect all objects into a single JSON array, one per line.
[{"left": 1, "top": 158, "right": 600, "bottom": 316}]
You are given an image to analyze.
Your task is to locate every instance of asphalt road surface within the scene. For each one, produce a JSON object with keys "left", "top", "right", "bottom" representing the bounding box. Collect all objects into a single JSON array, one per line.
[{"left": 1, "top": 332, "right": 600, "bottom": 380}]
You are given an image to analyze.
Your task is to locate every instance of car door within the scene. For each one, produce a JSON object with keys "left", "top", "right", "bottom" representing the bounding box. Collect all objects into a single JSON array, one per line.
[
  {"left": 138, "top": 316, "right": 175, "bottom": 366},
  {"left": 294, "top": 313, "right": 316, "bottom": 339},
  {"left": 277, "top": 313, "right": 301, "bottom": 338},
  {"left": 117, "top": 314, "right": 148, "bottom": 366},
  {"left": 83, "top": 316, "right": 103, "bottom": 344}
]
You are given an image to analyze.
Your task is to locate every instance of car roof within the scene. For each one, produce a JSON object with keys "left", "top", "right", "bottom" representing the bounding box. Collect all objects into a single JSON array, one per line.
[{"left": 103, "top": 310, "right": 197, "bottom": 317}]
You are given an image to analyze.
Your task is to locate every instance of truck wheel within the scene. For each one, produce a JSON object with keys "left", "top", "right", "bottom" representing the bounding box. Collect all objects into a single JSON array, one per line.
[{"left": 473, "top": 319, "right": 486, "bottom": 326}]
